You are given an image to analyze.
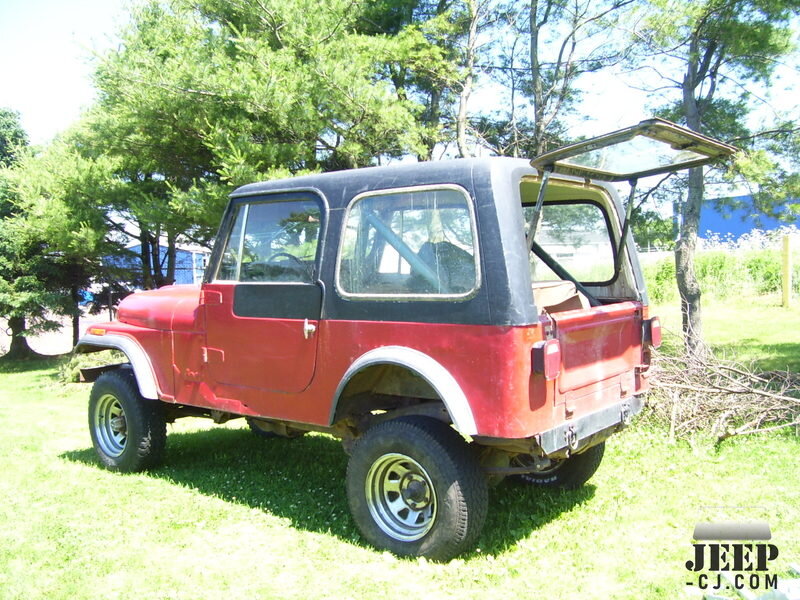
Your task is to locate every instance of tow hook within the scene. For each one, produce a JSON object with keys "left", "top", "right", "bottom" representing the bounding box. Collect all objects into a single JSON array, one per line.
[
  {"left": 565, "top": 425, "right": 578, "bottom": 451},
  {"left": 620, "top": 402, "right": 632, "bottom": 426}
]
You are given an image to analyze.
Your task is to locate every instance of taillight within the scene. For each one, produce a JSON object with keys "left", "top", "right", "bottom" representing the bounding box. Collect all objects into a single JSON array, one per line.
[
  {"left": 644, "top": 317, "right": 662, "bottom": 348},
  {"left": 532, "top": 339, "right": 562, "bottom": 380}
]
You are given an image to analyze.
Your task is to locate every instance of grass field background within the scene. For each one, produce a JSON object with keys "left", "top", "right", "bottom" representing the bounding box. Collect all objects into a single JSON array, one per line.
[
  {"left": 652, "top": 294, "right": 800, "bottom": 372},
  {"left": 0, "top": 289, "right": 798, "bottom": 599}
]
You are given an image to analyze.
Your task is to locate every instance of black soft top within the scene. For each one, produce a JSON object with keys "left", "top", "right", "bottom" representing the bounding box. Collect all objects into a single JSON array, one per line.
[
  {"left": 221, "top": 157, "right": 600, "bottom": 326},
  {"left": 231, "top": 157, "right": 523, "bottom": 203}
]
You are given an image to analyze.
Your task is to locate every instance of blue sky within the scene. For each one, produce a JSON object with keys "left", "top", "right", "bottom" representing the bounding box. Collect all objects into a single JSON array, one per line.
[{"left": 0, "top": 0, "right": 127, "bottom": 145}]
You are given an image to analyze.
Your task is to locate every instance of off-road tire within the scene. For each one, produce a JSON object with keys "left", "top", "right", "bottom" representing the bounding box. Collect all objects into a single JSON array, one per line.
[
  {"left": 88, "top": 368, "right": 166, "bottom": 472},
  {"left": 513, "top": 442, "right": 605, "bottom": 489},
  {"left": 346, "top": 416, "right": 488, "bottom": 561}
]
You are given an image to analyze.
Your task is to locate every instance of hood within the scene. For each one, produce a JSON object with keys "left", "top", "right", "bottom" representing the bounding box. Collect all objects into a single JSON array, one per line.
[{"left": 117, "top": 285, "right": 202, "bottom": 332}]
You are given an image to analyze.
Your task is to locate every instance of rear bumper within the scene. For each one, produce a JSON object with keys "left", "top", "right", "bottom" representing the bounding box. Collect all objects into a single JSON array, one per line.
[{"left": 536, "top": 395, "right": 643, "bottom": 456}]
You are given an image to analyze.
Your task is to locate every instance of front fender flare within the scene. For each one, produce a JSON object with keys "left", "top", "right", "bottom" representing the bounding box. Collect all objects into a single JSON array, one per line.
[
  {"left": 75, "top": 333, "right": 160, "bottom": 400},
  {"left": 332, "top": 346, "right": 477, "bottom": 435}
]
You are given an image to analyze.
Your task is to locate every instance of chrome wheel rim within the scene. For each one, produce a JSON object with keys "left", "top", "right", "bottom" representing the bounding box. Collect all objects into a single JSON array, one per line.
[
  {"left": 366, "top": 453, "right": 437, "bottom": 542},
  {"left": 94, "top": 394, "right": 127, "bottom": 457}
]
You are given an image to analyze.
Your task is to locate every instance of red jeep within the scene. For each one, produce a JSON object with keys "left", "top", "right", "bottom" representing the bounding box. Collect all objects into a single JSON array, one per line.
[{"left": 77, "top": 119, "right": 735, "bottom": 560}]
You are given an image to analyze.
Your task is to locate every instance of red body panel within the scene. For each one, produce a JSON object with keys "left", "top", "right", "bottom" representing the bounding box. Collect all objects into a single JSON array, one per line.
[
  {"left": 88, "top": 321, "right": 176, "bottom": 399},
  {"left": 202, "top": 283, "right": 319, "bottom": 395},
  {"left": 117, "top": 285, "right": 203, "bottom": 332},
  {"left": 94, "top": 285, "right": 651, "bottom": 440},
  {"left": 549, "top": 302, "right": 644, "bottom": 420}
]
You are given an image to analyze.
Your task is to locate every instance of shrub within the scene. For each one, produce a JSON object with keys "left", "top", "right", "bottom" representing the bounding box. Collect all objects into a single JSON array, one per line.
[
  {"left": 642, "top": 258, "right": 677, "bottom": 303},
  {"left": 643, "top": 243, "right": 799, "bottom": 303},
  {"left": 743, "top": 250, "right": 782, "bottom": 294},
  {"left": 694, "top": 251, "right": 749, "bottom": 299},
  {"left": 58, "top": 349, "right": 128, "bottom": 383}
]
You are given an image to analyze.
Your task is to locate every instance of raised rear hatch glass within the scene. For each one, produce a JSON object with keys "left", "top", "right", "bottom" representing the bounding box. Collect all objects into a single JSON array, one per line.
[{"left": 530, "top": 118, "right": 738, "bottom": 182}]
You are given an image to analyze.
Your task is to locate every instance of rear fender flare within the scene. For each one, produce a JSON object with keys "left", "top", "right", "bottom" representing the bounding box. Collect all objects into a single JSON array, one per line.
[
  {"left": 332, "top": 346, "right": 477, "bottom": 435},
  {"left": 75, "top": 333, "right": 160, "bottom": 400}
]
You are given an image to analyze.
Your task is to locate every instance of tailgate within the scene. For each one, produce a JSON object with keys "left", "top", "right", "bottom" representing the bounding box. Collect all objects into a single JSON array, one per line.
[{"left": 550, "top": 301, "right": 643, "bottom": 414}]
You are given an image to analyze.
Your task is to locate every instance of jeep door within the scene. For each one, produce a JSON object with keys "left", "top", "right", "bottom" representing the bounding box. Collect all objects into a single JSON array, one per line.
[{"left": 202, "top": 193, "right": 324, "bottom": 396}]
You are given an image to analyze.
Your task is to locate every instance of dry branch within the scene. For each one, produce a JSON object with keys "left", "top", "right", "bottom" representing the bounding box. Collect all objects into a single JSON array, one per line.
[{"left": 646, "top": 344, "right": 800, "bottom": 443}]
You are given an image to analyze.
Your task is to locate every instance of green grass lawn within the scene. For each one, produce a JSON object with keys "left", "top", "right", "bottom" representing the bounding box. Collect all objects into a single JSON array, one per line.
[
  {"left": 652, "top": 292, "right": 800, "bottom": 371},
  {"left": 1, "top": 358, "right": 798, "bottom": 600}
]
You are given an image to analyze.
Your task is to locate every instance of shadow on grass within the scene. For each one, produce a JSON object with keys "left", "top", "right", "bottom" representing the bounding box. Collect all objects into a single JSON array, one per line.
[
  {"left": 0, "top": 354, "right": 66, "bottom": 374},
  {"left": 62, "top": 426, "right": 595, "bottom": 558}
]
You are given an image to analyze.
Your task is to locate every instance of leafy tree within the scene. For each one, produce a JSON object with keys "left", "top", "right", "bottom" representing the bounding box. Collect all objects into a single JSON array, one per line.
[
  {"left": 637, "top": 0, "right": 800, "bottom": 352},
  {"left": 0, "top": 111, "right": 113, "bottom": 357},
  {"left": 0, "top": 213, "right": 85, "bottom": 358},
  {"left": 0, "top": 108, "right": 36, "bottom": 358},
  {"left": 5, "top": 134, "right": 129, "bottom": 352},
  {"left": 630, "top": 207, "right": 675, "bottom": 250},
  {"left": 357, "top": 0, "right": 465, "bottom": 159},
  {"left": 78, "top": 0, "right": 455, "bottom": 286},
  {"left": 0, "top": 109, "right": 28, "bottom": 169}
]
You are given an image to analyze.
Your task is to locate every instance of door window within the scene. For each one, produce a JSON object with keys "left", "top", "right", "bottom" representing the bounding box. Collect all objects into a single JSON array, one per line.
[{"left": 216, "top": 198, "right": 322, "bottom": 283}]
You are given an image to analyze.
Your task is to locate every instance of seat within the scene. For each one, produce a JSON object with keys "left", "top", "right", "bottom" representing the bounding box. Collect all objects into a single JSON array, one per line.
[{"left": 413, "top": 241, "right": 476, "bottom": 294}]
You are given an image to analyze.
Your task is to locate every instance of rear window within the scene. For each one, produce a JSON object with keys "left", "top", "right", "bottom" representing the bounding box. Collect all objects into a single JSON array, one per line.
[{"left": 336, "top": 186, "right": 479, "bottom": 299}]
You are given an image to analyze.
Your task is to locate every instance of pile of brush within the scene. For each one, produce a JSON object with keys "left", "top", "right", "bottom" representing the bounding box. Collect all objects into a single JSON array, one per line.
[{"left": 646, "top": 344, "right": 800, "bottom": 443}]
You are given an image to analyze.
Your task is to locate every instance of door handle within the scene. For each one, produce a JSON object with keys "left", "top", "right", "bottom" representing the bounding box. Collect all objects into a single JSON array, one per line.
[{"left": 303, "top": 319, "right": 317, "bottom": 339}]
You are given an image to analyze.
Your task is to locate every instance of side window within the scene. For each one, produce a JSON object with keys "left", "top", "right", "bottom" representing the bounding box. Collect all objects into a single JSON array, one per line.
[
  {"left": 524, "top": 201, "right": 616, "bottom": 283},
  {"left": 215, "top": 198, "right": 322, "bottom": 283},
  {"left": 337, "top": 187, "right": 479, "bottom": 298}
]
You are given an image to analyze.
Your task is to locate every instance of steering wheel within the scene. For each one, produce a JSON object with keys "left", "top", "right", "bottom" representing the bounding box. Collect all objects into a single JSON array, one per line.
[
  {"left": 265, "top": 252, "right": 312, "bottom": 279},
  {"left": 266, "top": 251, "right": 306, "bottom": 267}
]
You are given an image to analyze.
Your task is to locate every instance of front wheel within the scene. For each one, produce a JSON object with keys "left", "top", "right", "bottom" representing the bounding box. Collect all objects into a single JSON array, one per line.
[
  {"left": 88, "top": 369, "right": 166, "bottom": 472},
  {"left": 346, "top": 416, "right": 487, "bottom": 561},
  {"left": 512, "top": 442, "right": 605, "bottom": 489}
]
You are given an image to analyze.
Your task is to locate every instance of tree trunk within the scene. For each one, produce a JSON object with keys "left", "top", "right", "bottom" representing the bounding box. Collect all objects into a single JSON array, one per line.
[
  {"left": 456, "top": 0, "right": 478, "bottom": 158},
  {"left": 151, "top": 233, "right": 163, "bottom": 287},
  {"left": 529, "top": 0, "right": 548, "bottom": 155},
  {"left": 4, "top": 315, "right": 36, "bottom": 359},
  {"left": 676, "top": 31, "right": 706, "bottom": 354},
  {"left": 675, "top": 166, "right": 705, "bottom": 356},
  {"left": 166, "top": 231, "right": 177, "bottom": 286},
  {"left": 420, "top": 87, "right": 441, "bottom": 161},
  {"left": 140, "top": 230, "right": 154, "bottom": 289},
  {"left": 71, "top": 285, "right": 81, "bottom": 347}
]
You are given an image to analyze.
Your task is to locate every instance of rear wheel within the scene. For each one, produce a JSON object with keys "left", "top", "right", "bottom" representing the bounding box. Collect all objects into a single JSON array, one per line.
[
  {"left": 346, "top": 416, "right": 487, "bottom": 561},
  {"left": 88, "top": 369, "right": 166, "bottom": 472},
  {"left": 512, "top": 442, "right": 605, "bottom": 489}
]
